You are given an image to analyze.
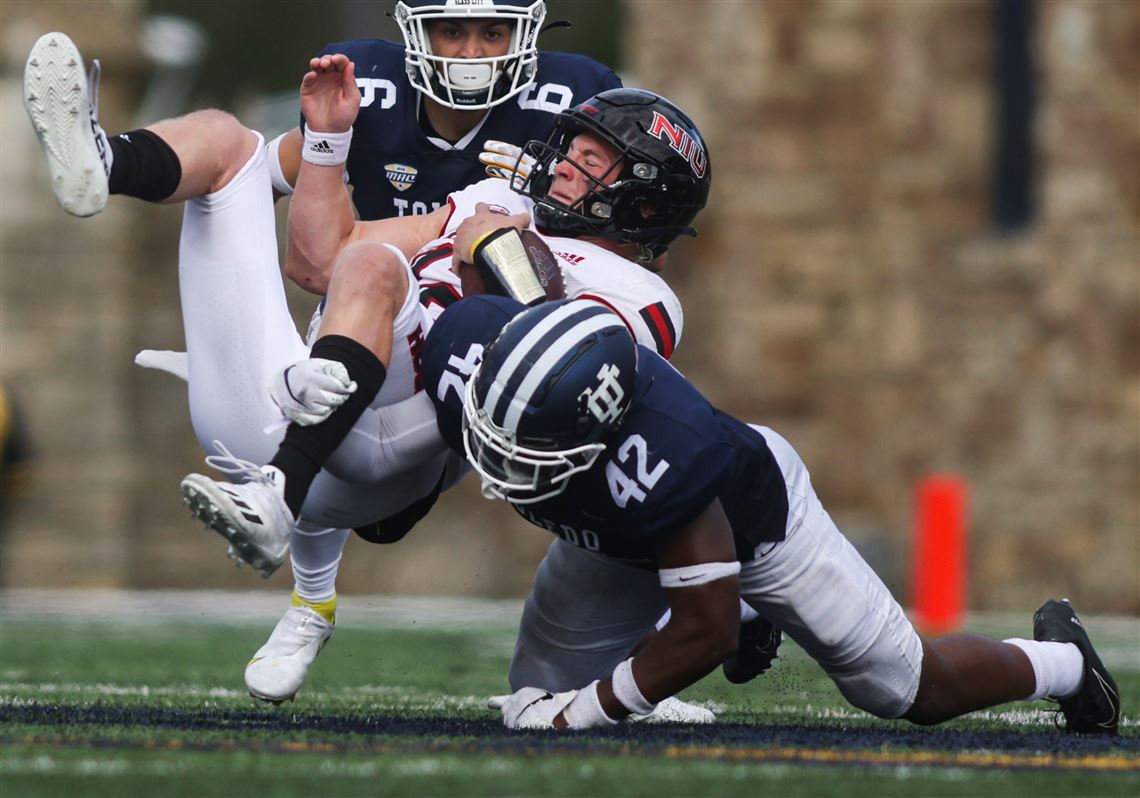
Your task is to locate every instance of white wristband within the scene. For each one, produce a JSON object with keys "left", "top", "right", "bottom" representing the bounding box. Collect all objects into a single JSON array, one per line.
[
  {"left": 561, "top": 680, "right": 619, "bottom": 729},
  {"left": 611, "top": 657, "right": 656, "bottom": 716},
  {"left": 302, "top": 127, "right": 352, "bottom": 166},
  {"left": 658, "top": 560, "right": 741, "bottom": 588}
]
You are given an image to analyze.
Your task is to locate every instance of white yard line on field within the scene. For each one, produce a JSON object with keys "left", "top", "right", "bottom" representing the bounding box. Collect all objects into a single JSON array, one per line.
[
  {"left": 1, "top": 589, "right": 1136, "bottom": 669},
  {"left": 0, "top": 588, "right": 523, "bottom": 629}
]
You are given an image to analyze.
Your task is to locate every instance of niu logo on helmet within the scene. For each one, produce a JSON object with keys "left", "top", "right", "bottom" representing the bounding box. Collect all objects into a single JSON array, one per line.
[{"left": 648, "top": 111, "right": 707, "bottom": 179}]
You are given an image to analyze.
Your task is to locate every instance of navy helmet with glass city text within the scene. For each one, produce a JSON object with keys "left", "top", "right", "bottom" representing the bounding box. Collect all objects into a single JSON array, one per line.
[
  {"left": 517, "top": 88, "right": 712, "bottom": 260},
  {"left": 393, "top": 0, "right": 546, "bottom": 110},
  {"left": 463, "top": 299, "right": 637, "bottom": 504}
]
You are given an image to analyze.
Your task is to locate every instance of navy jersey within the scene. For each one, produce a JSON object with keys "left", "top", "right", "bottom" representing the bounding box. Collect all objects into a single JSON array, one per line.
[
  {"left": 312, "top": 39, "right": 622, "bottom": 220},
  {"left": 422, "top": 298, "right": 790, "bottom": 569}
]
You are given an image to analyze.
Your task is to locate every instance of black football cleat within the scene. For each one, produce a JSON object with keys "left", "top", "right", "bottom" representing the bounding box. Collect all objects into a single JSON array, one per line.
[
  {"left": 1033, "top": 598, "right": 1120, "bottom": 735},
  {"left": 722, "top": 615, "right": 783, "bottom": 685}
]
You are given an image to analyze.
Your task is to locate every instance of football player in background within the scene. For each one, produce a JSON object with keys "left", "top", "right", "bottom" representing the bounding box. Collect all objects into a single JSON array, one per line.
[
  {"left": 24, "top": 34, "right": 730, "bottom": 718},
  {"left": 419, "top": 296, "right": 1121, "bottom": 736},
  {"left": 268, "top": 0, "right": 622, "bottom": 220}
]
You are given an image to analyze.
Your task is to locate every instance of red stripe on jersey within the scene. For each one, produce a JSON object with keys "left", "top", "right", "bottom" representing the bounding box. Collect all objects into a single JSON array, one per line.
[
  {"left": 406, "top": 323, "right": 425, "bottom": 393},
  {"left": 410, "top": 242, "right": 454, "bottom": 279},
  {"left": 638, "top": 302, "right": 676, "bottom": 359},
  {"left": 576, "top": 293, "right": 637, "bottom": 340},
  {"left": 419, "top": 282, "right": 462, "bottom": 313},
  {"left": 439, "top": 197, "right": 457, "bottom": 237}
]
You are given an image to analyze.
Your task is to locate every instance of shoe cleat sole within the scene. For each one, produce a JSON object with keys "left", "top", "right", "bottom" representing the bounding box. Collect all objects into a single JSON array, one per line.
[
  {"left": 181, "top": 483, "right": 282, "bottom": 578},
  {"left": 23, "top": 33, "right": 107, "bottom": 217}
]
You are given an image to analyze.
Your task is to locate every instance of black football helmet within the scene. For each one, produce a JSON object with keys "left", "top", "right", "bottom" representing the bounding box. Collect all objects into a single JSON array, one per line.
[
  {"left": 463, "top": 300, "right": 637, "bottom": 504},
  {"left": 516, "top": 88, "right": 712, "bottom": 260},
  {"left": 393, "top": 0, "right": 545, "bottom": 110}
]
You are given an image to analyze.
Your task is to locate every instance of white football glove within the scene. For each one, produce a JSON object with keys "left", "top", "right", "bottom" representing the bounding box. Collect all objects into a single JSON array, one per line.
[
  {"left": 480, "top": 140, "right": 536, "bottom": 183},
  {"left": 488, "top": 687, "right": 578, "bottom": 729},
  {"left": 269, "top": 358, "right": 357, "bottom": 426},
  {"left": 627, "top": 696, "right": 716, "bottom": 724}
]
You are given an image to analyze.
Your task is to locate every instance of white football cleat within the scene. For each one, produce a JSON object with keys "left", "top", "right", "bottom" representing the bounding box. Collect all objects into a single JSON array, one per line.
[
  {"left": 629, "top": 696, "right": 716, "bottom": 724},
  {"left": 23, "top": 32, "right": 112, "bottom": 217},
  {"left": 245, "top": 596, "right": 335, "bottom": 704},
  {"left": 180, "top": 444, "right": 292, "bottom": 578}
]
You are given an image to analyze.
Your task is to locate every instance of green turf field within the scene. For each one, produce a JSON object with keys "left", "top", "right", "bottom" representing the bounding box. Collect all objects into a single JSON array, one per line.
[{"left": 1, "top": 591, "right": 1137, "bottom": 797}]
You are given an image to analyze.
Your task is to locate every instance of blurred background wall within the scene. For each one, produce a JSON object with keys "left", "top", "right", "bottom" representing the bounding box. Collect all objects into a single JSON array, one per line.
[{"left": 0, "top": 0, "right": 1136, "bottom": 612}]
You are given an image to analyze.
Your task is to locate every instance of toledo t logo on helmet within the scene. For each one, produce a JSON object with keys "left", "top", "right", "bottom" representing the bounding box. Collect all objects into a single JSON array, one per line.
[{"left": 648, "top": 111, "right": 708, "bottom": 179}]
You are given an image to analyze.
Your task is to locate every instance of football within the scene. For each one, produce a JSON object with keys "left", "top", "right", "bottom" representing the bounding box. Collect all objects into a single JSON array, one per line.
[
  {"left": 457, "top": 256, "right": 490, "bottom": 297},
  {"left": 467, "top": 227, "right": 565, "bottom": 306},
  {"left": 519, "top": 229, "right": 566, "bottom": 303}
]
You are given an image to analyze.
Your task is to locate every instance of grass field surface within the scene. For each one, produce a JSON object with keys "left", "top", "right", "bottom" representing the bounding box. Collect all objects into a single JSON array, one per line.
[{"left": 1, "top": 589, "right": 1137, "bottom": 797}]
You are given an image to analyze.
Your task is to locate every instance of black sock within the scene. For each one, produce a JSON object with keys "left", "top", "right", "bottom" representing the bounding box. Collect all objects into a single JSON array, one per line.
[
  {"left": 269, "top": 335, "right": 387, "bottom": 517},
  {"left": 107, "top": 128, "right": 183, "bottom": 201}
]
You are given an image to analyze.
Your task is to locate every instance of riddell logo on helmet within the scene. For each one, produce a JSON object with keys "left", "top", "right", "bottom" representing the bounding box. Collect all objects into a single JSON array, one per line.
[{"left": 648, "top": 112, "right": 707, "bottom": 179}]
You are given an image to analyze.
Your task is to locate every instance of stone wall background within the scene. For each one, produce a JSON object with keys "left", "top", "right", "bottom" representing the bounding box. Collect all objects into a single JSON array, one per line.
[
  {"left": 1, "top": 0, "right": 1136, "bottom": 612},
  {"left": 626, "top": 0, "right": 1138, "bottom": 611}
]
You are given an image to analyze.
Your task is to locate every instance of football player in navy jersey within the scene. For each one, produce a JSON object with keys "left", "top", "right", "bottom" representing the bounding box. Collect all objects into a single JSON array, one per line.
[
  {"left": 24, "top": 31, "right": 730, "bottom": 719},
  {"left": 268, "top": 0, "right": 623, "bottom": 220},
  {"left": 418, "top": 297, "right": 1121, "bottom": 734}
]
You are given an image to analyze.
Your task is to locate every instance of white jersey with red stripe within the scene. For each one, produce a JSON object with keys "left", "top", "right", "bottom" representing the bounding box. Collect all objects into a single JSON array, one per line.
[{"left": 411, "top": 178, "right": 683, "bottom": 359}]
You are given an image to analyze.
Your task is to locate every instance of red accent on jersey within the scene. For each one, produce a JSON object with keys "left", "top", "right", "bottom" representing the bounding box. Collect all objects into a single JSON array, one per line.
[
  {"left": 406, "top": 323, "right": 426, "bottom": 393},
  {"left": 419, "top": 282, "right": 462, "bottom": 313},
  {"left": 554, "top": 250, "right": 586, "bottom": 265},
  {"left": 439, "top": 196, "right": 458, "bottom": 237},
  {"left": 577, "top": 293, "right": 637, "bottom": 343},
  {"left": 410, "top": 242, "right": 455, "bottom": 279},
  {"left": 639, "top": 302, "right": 676, "bottom": 360}
]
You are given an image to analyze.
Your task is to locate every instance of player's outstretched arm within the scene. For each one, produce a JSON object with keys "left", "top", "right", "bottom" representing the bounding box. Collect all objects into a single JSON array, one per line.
[
  {"left": 553, "top": 500, "right": 741, "bottom": 729},
  {"left": 285, "top": 54, "right": 362, "bottom": 294},
  {"left": 270, "top": 127, "right": 303, "bottom": 198}
]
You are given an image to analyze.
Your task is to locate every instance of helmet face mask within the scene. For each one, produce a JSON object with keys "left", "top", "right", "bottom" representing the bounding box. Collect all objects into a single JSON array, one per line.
[
  {"left": 515, "top": 88, "right": 711, "bottom": 260},
  {"left": 462, "top": 375, "right": 605, "bottom": 504},
  {"left": 394, "top": 0, "right": 546, "bottom": 111},
  {"left": 460, "top": 300, "right": 638, "bottom": 506}
]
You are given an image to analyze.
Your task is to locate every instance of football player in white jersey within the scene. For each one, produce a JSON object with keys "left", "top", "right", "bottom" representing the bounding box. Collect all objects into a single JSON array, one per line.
[{"left": 24, "top": 34, "right": 734, "bottom": 719}]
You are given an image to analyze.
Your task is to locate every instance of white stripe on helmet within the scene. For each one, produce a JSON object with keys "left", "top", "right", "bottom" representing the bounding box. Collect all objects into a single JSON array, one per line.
[
  {"left": 502, "top": 313, "right": 625, "bottom": 431},
  {"left": 483, "top": 303, "right": 623, "bottom": 429}
]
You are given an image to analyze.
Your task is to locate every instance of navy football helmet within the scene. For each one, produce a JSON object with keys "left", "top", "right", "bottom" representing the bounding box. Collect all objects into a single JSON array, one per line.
[
  {"left": 394, "top": 0, "right": 545, "bottom": 110},
  {"left": 463, "top": 300, "right": 637, "bottom": 504},
  {"left": 517, "top": 88, "right": 711, "bottom": 260}
]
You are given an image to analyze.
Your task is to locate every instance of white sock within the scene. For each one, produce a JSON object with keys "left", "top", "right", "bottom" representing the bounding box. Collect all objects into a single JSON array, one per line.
[
  {"left": 1004, "top": 638, "right": 1084, "bottom": 701},
  {"left": 289, "top": 525, "right": 350, "bottom": 602}
]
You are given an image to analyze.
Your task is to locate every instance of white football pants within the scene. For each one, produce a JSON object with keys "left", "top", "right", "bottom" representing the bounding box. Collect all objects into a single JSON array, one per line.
[{"left": 175, "top": 133, "right": 453, "bottom": 531}]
